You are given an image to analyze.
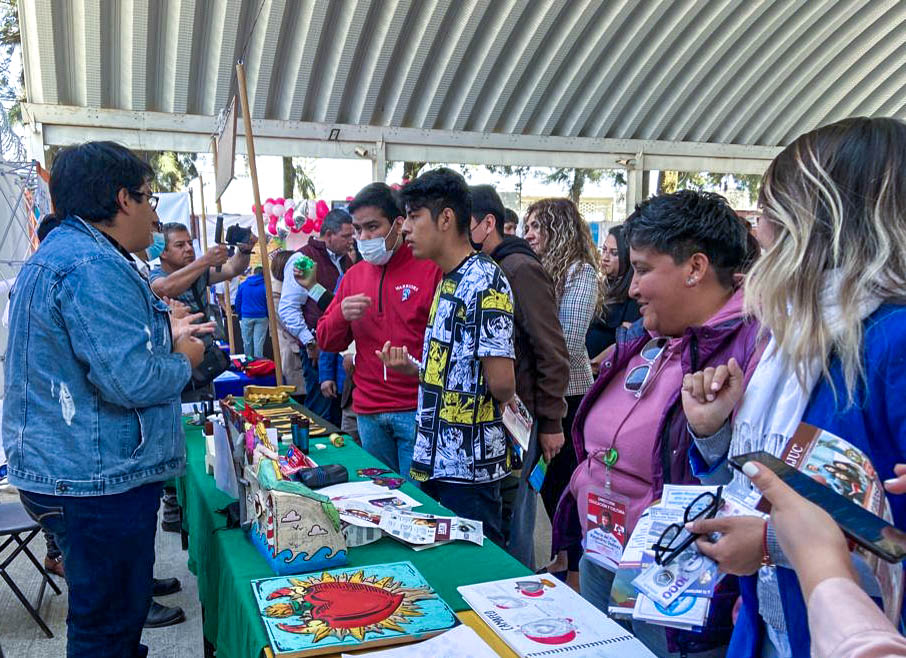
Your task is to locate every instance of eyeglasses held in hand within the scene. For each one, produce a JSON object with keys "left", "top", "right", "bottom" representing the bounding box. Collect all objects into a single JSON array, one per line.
[{"left": 652, "top": 486, "right": 723, "bottom": 567}]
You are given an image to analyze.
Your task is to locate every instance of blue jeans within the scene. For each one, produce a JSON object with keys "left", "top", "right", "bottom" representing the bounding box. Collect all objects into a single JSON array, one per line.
[
  {"left": 19, "top": 482, "right": 162, "bottom": 658},
  {"left": 239, "top": 317, "right": 268, "bottom": 359},
  {"left": 502, "top": 421, "right": 538, "bottom": 569},
  {"left": 578, "top": 555, "right": 727, "bottom": 658},
  {"left": 356, "top": 411, "right": 417, "bottom": 483},
  {"left": 427, "top": 479, "right": 504, "bottom": 547},
  {"left": 301, "top": 349, "right": 333, "bottom": 421}
]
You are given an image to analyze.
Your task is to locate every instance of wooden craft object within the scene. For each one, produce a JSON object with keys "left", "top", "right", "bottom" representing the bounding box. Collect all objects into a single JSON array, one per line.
[
  {"left": 245, "top": 459, "right": 348, "bottom": 576},
  {"left": 251, "top": 561, "right": 457, "bottom": 657},
  {"left": 245, "top": 385, "right": 297, "bottom": 405}
]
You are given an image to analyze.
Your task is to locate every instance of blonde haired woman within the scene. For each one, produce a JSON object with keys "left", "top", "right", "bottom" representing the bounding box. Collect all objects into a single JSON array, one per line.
[
  {"left": 681, "top": 117, "right": 906, "bottom": 657},
  {"left": 524, "top": 198, "right": 605, "bottom": 578}
]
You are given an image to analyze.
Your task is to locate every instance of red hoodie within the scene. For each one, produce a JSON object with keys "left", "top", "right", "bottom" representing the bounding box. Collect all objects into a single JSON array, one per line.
[{"left": 316, "top": 243, "right": 442, "bottom": 415}]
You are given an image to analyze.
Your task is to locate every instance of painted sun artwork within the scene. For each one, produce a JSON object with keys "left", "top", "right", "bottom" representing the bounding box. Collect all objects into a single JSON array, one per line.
[{"left": 251, "top": 561, "right": 457, "bottom": 657}]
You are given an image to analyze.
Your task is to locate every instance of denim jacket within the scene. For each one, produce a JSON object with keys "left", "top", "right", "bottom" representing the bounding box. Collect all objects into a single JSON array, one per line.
[{"left": 2, "top": 216, "right": 192, "bottom": 496}]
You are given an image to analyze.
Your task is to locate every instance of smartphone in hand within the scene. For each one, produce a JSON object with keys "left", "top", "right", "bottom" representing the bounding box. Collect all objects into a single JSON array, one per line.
[{"left": 730, "top": 451, "right": 906, "bottom": 563}]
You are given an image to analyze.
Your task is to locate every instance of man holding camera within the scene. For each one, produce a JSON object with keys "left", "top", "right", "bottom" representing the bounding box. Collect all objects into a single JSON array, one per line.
[{"left": 150, "top": 222, "right": 257, "bottom": 317}]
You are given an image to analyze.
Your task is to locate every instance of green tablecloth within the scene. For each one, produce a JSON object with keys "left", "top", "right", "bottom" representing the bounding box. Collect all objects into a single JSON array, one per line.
[{"left": 176, "top": 417, "right": 531, "bottom": 658}]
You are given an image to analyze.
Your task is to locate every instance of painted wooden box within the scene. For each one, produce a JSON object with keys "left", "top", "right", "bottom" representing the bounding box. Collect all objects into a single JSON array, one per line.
[{"left": 244, "top": 459, "right": 348, "bottom": 575}]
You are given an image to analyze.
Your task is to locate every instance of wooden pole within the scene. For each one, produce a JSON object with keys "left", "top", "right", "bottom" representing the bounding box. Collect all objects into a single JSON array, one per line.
[
  {"left": 236, "top": 61, "right": 283, "bottom": 385},
  {"left": 200, "top": 170, "right": 237, "bottom": 353}
]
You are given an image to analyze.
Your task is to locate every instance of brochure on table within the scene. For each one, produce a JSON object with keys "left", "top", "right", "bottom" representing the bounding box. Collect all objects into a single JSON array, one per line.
[{"left": 458, "top": 575, "right": 655, "bottom": 657}]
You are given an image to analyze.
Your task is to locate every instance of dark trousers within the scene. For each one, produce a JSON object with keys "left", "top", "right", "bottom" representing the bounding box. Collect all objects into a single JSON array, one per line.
[
  {"left": 540, "top": 394, "right": 583, "bottom": 568},
  {"left": 301, "top": 350, "right": 334, "bottom": 422},
  {"left": 427, "top": 479, "right": 504, "bottom": 547},
  {"left": 19, "top": 482, "right": 162, "bottom": 658}
]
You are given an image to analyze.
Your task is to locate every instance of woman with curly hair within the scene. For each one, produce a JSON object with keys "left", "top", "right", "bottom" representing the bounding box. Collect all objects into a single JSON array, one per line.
[{"left": 524, "top": 198, "right": 605, "bottom": 579}]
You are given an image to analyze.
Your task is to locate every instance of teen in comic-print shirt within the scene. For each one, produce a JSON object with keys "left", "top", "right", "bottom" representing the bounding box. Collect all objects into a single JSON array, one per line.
[{"left": 410, "top": 252, "right": 516, "bottom": 483}]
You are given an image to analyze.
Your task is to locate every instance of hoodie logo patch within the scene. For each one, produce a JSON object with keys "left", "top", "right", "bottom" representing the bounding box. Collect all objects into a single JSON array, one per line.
[{"left": 396, "top": 283, "right": 418, "bottom": 302}]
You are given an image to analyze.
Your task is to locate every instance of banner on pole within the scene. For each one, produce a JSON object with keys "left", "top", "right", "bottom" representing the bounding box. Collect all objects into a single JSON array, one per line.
[{"left": 214, "top": 96, "right": 237, "bottom": 202}]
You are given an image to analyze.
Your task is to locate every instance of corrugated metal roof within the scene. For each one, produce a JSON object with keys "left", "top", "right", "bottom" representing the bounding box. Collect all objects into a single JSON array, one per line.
[{"left": 18, "top": 0, "right": 906, "bottom": 148}]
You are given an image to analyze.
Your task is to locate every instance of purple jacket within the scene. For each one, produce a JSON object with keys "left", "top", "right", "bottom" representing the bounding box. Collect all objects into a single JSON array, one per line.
[{"left": 552, "top": 289, "right": 765, "bottom": 553}]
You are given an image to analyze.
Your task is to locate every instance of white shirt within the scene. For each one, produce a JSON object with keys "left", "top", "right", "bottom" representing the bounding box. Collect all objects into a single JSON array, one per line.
[{"left": 277, "top": 255, "right": 314, "bottom": 345}]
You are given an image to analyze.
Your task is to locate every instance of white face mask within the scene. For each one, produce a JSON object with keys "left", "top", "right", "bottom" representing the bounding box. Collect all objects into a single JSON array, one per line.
[{"left": 357, "top": 227, "right": 400, "bottom": 266}]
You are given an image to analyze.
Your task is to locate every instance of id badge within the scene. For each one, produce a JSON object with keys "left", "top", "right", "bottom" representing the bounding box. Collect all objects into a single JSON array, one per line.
[{"left": 583, "top": 485, "right": 629, "bottom": 572}]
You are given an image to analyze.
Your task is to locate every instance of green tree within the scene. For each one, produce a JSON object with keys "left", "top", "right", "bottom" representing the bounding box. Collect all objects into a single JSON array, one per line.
[
  {"left": 141, "top": 151, "right": 198, "bottom": 191},
  {"left": 540, "top": 168, "right": 626, "bottom": 202},
  {"left": 656, "top": 171, "right": 761, "bottom": 205},
  {"left": 402, "top": 161, "right": 426, "bottom": 182}
]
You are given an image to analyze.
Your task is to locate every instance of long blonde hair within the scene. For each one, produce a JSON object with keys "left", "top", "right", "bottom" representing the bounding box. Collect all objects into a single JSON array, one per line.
[
  {"left": 745, "top": 117, "right": 906, "bottom": 402},
  {"left": 525, "top": 198, "right": 605, "bottom": 314}
]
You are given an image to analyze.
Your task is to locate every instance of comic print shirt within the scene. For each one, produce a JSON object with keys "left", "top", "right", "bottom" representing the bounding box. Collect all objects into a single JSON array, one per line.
[{"left": 409, "top": 252, "right": 516, "bottom": 484}]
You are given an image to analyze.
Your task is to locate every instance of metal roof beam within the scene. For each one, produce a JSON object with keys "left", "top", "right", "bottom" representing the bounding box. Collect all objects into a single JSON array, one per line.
[{"left": 25, "top": 103, "right": 777, "bottom": 173}]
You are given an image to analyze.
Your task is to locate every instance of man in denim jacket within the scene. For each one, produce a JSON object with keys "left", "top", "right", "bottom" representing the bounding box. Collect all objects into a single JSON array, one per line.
[{"left": 2, "top": 142, "right": 208, "bottom": 658}]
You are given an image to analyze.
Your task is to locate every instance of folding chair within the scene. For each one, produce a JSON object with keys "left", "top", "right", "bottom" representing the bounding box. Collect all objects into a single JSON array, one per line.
[{"left": 0, "top": 501, "right": 62, "bottom": 637}]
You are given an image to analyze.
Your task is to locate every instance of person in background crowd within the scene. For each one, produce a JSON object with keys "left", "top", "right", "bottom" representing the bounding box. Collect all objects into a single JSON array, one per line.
[
  {"left": 150, "top": 222, "right": 255, "bottom": 318},
  {"left": 469, "top": 184, "right": 570, "bottom": 568},
  {"left": 321, "top": 245, "right": 360, "bottom": 438},
  {"left": 681, "top": 117, "right": 906, "bottom": 658},
  {"left": 3, "top": 141, "right": 212, "bottom": 657},
  {"left": 586, "top": 225, "right": 640, "bottom": 369},
  {"left": 269, "top": 251, "right": 306, "bottom": 393},
  {"left": 742, "top": 460, "right": 906, "bottom": 658},
  {"left": 524, "top": 198, "right": 605, "bottom": 582},
  {"left": 235, "top": 266, "right": 269, "bottom": 359},
  {"left": 317, "top": 184, "right": 441, "bottom": 479},
  {"left": 503, "top": 207, "right": 519, "bottom": 235},
  {"left": 279, "top": 209, "right": 354, "bottom": 424},
  {"left": 380, "top": 168, "right": 516, "bottom": 545},
  {"left": 553, "top": 190, "right": 762, "bottom": 656},
  {"left": 213, "top": 275, "right": 243, "bottom": 354}
]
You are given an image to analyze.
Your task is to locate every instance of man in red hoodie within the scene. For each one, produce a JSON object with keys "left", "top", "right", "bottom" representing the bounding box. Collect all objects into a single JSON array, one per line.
[{"left": 317, "top": 183, "right": 441, "bottom": 482}]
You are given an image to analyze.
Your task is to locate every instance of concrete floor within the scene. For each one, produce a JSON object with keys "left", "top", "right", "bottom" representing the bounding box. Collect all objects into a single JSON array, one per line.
[
  {"left": 0, "top": 484, "right": 204, "bottom": 657},
  {"left": 0, "top": 484, "right": 552, "bottom": 657}
]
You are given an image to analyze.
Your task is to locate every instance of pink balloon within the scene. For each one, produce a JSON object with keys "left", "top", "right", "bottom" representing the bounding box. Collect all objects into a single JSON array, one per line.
[
  {"left": 276, "top": 197, "right": 285, "bottom": 205},
  {"left": 284, "top": 209, "right": 295, "bottom": 228},
  {"left": 264, "top": 202, "right": 274, "bottom": 216},
  {"left": 314, "top": 218, "right": 323, "bottom": 233},
  {"left": 272, "top": 203, "right": 285, "bottom": 217},
  {"left": 265, "top": 197, "right": 275, "bottom": 205},
  {"left": 345, "top": 195, "right": 354, "bottom": 201},
  {"left": 302, "top": 219, "right": 315, "bottom": 233},
  {"left": 315, "top": 200, "right": 329, "bottom": 220}
]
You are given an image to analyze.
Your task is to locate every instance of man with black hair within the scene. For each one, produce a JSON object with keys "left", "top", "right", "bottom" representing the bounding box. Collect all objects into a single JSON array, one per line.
[
  {"left": 3, "top": 141, "right": 212, "bottom": 656},
  {"left": 317, "top": 184, "right": 440, "bottom": 478},
  {"left": 380, "top": 168, "right": 516, "bottom": 546},
  {"left": 469, "top": 184, "right": 570, "bottom": 567},
  {"left": 503, "top": 208, "right": 519, "bottom": 235},
  {"left": 278, "top": 208, "right": 355, "bottom": 423},
  {"left": 150, "top": 222, "right": 256, "bottom": 315}
]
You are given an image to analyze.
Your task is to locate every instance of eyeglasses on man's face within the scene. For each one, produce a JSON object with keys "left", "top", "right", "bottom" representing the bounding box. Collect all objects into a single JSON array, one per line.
[{"left": 132, "top": 189, "right": 159, "bottom": 211}]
